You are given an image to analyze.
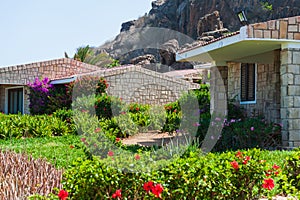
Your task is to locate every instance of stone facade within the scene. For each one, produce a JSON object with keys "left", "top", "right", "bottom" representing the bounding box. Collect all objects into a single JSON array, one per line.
[
  {"left": 0, "top": 59, "right": 198, "bottom": 114},
  {"left": 0, "top": 58, "right": 99, "bottom": 114},
  {"left": 247, "top": 16, "right": 300, "bottom": 40},
  {"left": 210, "top": 66, "right": 228, "bottom": 116},
  {"left": 280, "top": 47, "right": 300, "bottom": 147},
  {"left": 225, "top": 51, "right": 281, "bottom": 123},
  {"left": 83, "top": 65, "right": 199, "bottom": 105},
  {"left": 0, "top": 58, "right": 99, "bottom": 85}
]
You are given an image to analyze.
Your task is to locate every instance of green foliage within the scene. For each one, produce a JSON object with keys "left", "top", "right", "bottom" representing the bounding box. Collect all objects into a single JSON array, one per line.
[
  {"left": 278, "top": 149, "right": 300, "bottom": 197},
  {"left": 105, "top": 59, "right": 120, "bottom": 68},
  {"left": 0, "top": 113, "right": 74, "bottom": 139},
  {"left": 73, "top": 45, "right": 93, "bottom": 62},
  {"left": 95, "top": 95, "right": 124, "bottom": 119},
  {"left": 0, "top": 135, "right": 88, "bottom": 169},
  {"left": 215, "top": 117, "right": 281, "bottom": 151},
  {"left": 62, "top": 149, "right": 281, "bottom": 199},
  {"left": 260, "top": 1, "right": 273, "bottom": 11}
]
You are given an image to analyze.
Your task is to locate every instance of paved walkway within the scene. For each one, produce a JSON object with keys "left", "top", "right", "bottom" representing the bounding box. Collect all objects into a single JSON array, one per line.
[{"left": 121, "top": 131, "right": 175, "bottom": 147}]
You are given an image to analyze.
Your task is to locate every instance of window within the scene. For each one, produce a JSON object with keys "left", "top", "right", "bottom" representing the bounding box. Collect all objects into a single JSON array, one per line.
[
  {"left": 7, "top": 87, "right": 24, "bottom": 114},
  {"left": 240, "top": 63, "right": 256, "bottom": 104}
]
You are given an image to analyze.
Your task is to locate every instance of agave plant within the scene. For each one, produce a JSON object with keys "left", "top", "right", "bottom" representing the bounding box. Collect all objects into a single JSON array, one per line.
[{"left": 0, "top": 150, "right": 63, "bottom": 199}]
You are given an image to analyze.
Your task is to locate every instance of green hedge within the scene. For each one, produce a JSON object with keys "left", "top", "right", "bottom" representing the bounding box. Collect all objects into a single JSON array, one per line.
[
  {"left": 0, "top": 113, "right": 74, "bottom": 139},
  {"left": 62, "top": 148, "right": 285, "bottom": 199}
]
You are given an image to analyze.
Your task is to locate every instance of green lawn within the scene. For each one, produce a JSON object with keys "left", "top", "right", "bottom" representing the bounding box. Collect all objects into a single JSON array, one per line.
[{"left": 0, "top": 135, "right": 87, "bottom": 169}]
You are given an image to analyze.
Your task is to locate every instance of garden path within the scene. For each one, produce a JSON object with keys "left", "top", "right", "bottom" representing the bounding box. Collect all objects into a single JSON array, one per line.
[{"left": 121, "top": 131, "right": 188, "bottom": 147}]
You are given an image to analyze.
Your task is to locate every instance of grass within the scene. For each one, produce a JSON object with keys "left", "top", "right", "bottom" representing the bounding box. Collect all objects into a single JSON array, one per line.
[
  {"left": 0, "top": 135, "right": 88, "bottom": 169},
  {"left": 0, "top": 134, "right": 295, "bottom": 170}
]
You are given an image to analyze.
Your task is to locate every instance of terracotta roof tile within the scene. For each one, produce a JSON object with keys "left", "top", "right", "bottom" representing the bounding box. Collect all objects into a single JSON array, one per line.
[{"left": 178, "top": 31, "right": 240, "bottom": 54}]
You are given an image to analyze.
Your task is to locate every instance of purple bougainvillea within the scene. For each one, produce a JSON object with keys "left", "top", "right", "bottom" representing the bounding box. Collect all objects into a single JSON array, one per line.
[{"left": 28, "top": 77, "right": 54, "bottom": 114}]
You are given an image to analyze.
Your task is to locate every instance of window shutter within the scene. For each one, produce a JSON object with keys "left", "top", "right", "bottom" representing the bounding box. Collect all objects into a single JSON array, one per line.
[
  {"left": 240, "top": 63, "right": 256, "bottom": 102},
  {"left": 241, "top": 63, "right": 248, "bottom": 101},
  {"left": 247, "top": 63, "right": 255, "bottom": 101}
]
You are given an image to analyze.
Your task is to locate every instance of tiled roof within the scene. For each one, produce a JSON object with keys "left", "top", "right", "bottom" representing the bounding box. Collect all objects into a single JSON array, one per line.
[{"left": 178, "top": 31, "right": 240, "bottom": 54}]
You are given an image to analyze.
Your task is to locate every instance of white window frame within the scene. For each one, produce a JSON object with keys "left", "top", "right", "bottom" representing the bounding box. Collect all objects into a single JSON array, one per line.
[
  {"left": 240, "top": 63, "right": 257, "bottom": 105},
  {"left": 5, "top": 86, "right": 25, "bottom": 114}
]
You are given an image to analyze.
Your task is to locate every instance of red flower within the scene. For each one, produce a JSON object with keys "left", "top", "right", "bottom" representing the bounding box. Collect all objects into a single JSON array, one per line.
[
  {"left": 143, "top": 181, "right": 154, "bottom": 192},
  {"left": 136, "top": 107, "right": 140, "bottom": 111},
  {"left": 108, "top": 151, "right": 114, "bottom": 157},
  {"left": 69, "top": 145, "right": 74, "bottom": 149},
  {"left": 243, "top": 156, "right": 251, "bottom": 164},
  {"left": 235, "top": 151, "right": 243, "bottom": 159},
  {"left": 58, "top": 189, "right": 68, "bottom": 200},
  {"left": 272, "top": 164, "right": 280, "bottom": 170},
  {"left": 230, "top": 160, "right": 239, "bottom": 170},
  {"left": 135, "top": 154, "right": 141, "bottom": 160},
  {"left": 116, "top": 138, "right": 121, "bottom": 142},
  {"left": 262, "top": 178, "right": 275, "bottom": 190},
  {"left": 151, "top": 184, "right": 164, "bottom": 198},
  {"left": 112, "top": 189, "right": 122, "bottom": 199}
]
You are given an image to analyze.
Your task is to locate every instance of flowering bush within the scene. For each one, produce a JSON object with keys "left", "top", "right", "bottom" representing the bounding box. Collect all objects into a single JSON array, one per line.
[
  {"left": 62, "top": 148, "right": 281, "bottom": 199},
  {"left": 28, "top": 77, "right": 72, "bottom": 114},
  {"left": 28, "top": 77, "right": 54, "bottom": 114}
]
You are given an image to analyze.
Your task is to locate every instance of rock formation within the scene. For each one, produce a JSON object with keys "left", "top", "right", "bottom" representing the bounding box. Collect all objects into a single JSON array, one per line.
[{"left": 93, "top": 0, "right": 300, "bottom": 67}]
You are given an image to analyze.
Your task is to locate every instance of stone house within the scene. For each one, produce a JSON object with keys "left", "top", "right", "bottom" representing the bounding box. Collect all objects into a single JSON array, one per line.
[
  {"left": 0, "top": 58, "right": 198, "bottom": 115},
  {"left": 176, "top": 15, "right": 300, "bottom": 148}
]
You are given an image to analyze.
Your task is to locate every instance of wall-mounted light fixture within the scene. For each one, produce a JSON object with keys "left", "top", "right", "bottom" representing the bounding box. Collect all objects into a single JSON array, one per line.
[{"left": 237, "top": 11, "right": 249, "bottom": 26}]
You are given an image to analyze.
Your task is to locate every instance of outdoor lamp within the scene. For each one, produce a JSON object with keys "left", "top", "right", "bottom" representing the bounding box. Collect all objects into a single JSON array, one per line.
[{"left": 237, "top": 11, "right": 248, "bottom": 26}]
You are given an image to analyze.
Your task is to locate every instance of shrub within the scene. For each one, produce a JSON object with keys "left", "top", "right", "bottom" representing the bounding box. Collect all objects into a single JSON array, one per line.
[
  {"left": 0, "top": 113, "right": 74, "bottom": 139},
  {"left": 95, "top": 95, "right": 123, "bottom": 119},
  {"left": 28, "top": 77, "right": 54, "bottom": 114},
  {"left": 278, "top": 149, "right": 300, "bottom": 196},
  {"left": 214, "top": 117, "right": 281, "bottom": 151},
  {"left": 62, "top": 149, "right": 279, "bottom": 199},
  {"left": 28, "top": 77, "right": 72, "bottom": 114}
]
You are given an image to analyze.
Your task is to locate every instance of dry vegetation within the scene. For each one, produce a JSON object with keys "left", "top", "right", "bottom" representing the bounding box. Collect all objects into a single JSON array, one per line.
[{"left": 0, "top": 150, "right": 63, "bottom": 199}]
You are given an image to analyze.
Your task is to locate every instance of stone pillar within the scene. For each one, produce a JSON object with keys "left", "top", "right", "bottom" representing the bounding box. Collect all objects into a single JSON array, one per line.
[
  {"left": 281, "top": 45, "right": 300, "bottom": 148},
  {"left": 210, "top": 65, "right": 228, "bottom": 116}
]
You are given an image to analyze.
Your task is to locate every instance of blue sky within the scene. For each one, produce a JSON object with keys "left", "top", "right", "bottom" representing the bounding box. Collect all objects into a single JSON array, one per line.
[{"left": 0, "top": 0, "right": 152, "bottom": 67}]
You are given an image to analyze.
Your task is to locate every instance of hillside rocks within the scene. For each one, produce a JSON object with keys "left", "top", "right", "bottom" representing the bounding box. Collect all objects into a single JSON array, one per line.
[{"left": 94, "top": 0, "right": 300, "bottom": 67}]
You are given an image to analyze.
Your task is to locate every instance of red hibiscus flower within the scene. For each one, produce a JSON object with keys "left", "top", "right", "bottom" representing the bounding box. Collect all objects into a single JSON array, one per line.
[
  {"left": 235, "top": 151, "right": 243, "bottom": 159},
  {"left": 151, "top": 184, "right": 164, "bottom": 198},
  {"left": 143, "top": 181, "right": 154, "bottom": 193},
  {"left": 58, "top": 189, "right": 68, "bottom": 200},
  {"left": 116, "top": 138, "right": 121, "bottom": 142},
  {"left": 262, "top": 178, "right": 275, "bottom": 190},
  {"left": 243, "top": 156, "right": 251, "bottom": 164},
  {"left": 272, "top": 164, "right": 280, "bottom": 170},
  {"left": 230, "top": 160, "right": 239, "bottom": 170},
  {"left": 112, "top": 189, "right": 122, "bottom": 199},
  {"left": 108, "top": 151, "right": 114, "bottom": 157}
]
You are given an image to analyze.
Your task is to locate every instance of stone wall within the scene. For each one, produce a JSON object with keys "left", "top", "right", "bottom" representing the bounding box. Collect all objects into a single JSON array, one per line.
[
  {"left": 0, "top": 58, "right": 99, "bottom": 85},
  {"left": 226, "top": 50, "right": 281, "bottom": 123},
  {"left": 90, "top": 65, "right": 199, "bottom": 105},
  {"left": 210, "top": 66, "right": 228, "bottom": 116},
  {"left": 248, "top": 16, "right": 300, "bottom": 39},
  {"left": 281, "top": 47, "right": 300, "bottom": 147}
]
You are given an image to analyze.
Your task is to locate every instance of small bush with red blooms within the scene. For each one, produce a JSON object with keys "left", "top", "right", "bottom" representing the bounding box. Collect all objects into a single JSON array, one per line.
[{"left": 62, "top": 148, "right": 284, "bottom": 199}]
